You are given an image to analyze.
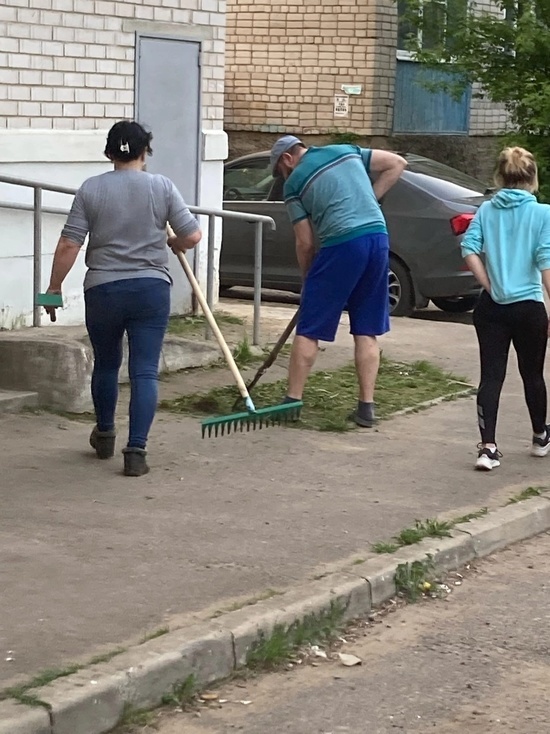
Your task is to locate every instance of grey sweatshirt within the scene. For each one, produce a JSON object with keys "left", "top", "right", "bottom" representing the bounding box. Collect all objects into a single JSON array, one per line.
[{"left": 61, "top": 169, "right": 200, "bottom": 290}]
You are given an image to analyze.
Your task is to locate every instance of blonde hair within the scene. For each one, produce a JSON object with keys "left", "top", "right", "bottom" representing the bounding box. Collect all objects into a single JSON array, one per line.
[{"left": 495, "top": 146, "right": 538, "bottom": 193}]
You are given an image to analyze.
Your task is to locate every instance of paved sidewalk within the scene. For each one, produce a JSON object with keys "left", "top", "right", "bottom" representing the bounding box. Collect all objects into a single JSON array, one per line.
[{"left": 1, "top": 309, "right": 547, "bottom": 690}]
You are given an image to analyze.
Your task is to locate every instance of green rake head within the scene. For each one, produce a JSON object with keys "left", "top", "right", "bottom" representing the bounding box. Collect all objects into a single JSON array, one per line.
[{"left": 201, "top": 401, "right": 303, "bottom": 439}]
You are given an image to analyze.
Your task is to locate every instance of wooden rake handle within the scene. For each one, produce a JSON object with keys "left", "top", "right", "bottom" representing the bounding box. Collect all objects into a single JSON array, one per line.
[{"left": 168, "top": 226, "right": 254, "bottom": 409}]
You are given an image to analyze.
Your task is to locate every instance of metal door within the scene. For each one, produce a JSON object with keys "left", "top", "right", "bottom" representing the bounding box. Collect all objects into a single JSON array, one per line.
[
  {"left": 135, "top": 34, "right": 201, "bottom": 312},
  {"left": 393, "top": 60, "right": 470, "bottom": 134}
]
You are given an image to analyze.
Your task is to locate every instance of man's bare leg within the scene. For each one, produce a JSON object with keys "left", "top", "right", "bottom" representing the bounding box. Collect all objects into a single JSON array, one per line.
[
  {"left": 286, "top": 335, "right": 319, "bottom": 399},
  {"left": 353, "top": 335, "right": 380, "bottom": 425}
]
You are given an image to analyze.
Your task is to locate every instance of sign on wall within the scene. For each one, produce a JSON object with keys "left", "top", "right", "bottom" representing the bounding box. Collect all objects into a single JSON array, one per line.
[{"left": 333, "top": 94, "right": 349, "bottom": 118}]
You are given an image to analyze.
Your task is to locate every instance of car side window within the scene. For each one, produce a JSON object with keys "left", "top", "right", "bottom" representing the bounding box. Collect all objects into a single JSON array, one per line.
[
  {"left": 267, "top": 176, "right": 284, "bottom": 202},
  {"left": 224, "top": 159, "right": 273, "bottom": 201}
]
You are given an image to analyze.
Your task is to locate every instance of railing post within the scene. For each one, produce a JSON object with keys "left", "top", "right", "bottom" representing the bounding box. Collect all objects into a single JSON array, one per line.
[
  {"left": 33, "top": 187, "right": 42, "bottom": 327},
  {"left": 253, "top": 221, "right": 263, "bottom": 346},
  {"left": 204, "top": 213, "right": 216, "bottom": 340}
]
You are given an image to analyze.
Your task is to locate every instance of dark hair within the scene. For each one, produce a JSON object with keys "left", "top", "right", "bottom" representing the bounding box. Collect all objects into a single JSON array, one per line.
[{"left": 104, "top": 120, "right": 153, "bottom": 162}]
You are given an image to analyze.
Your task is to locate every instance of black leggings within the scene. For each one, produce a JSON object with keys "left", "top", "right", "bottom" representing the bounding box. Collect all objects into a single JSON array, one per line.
[{"left": 474, "top": 292, "right": 548, "bottom": 444}]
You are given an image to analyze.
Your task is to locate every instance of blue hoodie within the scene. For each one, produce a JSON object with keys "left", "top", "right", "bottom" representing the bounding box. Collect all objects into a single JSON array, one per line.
[{"left": 461, "top": 188, "right": 550, "bottom": 304}]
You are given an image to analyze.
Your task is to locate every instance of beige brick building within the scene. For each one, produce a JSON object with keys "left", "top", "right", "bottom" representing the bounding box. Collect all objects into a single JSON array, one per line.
[
  {"left": 225, "top": 0, "right": 508, "bottom": 152},
  {"left": 226, "top": 0, "right": 397, "bottom": 136}
]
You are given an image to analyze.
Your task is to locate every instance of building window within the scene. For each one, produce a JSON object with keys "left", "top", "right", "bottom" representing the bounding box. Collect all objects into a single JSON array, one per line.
[{"left": 397, "top": 0, "right": 468, "bottom": 58}]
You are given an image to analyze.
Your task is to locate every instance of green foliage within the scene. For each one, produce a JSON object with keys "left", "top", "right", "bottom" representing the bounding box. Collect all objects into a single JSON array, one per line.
[
  {"left": 401, "top": 0, "right": 550, "bottom": 199},
  {"left": 328, "top": 131, "right": 362, "bottom": 145}
]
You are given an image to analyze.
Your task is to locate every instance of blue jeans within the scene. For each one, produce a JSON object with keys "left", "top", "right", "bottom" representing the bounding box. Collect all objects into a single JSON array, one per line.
[{"left": 85, "top": 278, "right": 171, "bottom": 449}]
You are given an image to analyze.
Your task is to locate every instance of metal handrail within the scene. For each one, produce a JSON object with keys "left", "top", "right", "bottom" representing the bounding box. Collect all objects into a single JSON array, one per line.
[{"left": 0, "top": 174, "right": 275, "bottom": 343}]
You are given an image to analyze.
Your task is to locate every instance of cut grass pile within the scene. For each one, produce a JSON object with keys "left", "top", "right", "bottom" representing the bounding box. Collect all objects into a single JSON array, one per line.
[{"left": 160, "top": 358, "right": 471, "bottom": 432}]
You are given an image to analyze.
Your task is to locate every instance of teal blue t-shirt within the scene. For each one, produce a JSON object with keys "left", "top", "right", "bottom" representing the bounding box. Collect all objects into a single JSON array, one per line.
[{"left": 283, "top": 144, "right": 387, "bottom": 247}]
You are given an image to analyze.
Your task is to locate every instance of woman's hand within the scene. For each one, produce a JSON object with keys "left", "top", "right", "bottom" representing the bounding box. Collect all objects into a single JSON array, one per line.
[
  {"left": 45, "top": 287, "right": 62, "bottom": 323},
  {"left": 167, "top": 234, "right": 186, "bottom": 253}
]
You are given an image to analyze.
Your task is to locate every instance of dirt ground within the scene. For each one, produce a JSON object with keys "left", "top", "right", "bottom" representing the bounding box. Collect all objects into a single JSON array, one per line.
[{"left": 148, "top": 532, "right": 550, "bottom": 734}]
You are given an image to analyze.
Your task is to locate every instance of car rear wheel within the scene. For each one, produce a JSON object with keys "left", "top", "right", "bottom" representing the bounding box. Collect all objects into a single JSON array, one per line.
[
  {"left": 389, "top": 257, "right": 414, "bottom": 317},
  {"left": 432, "top": 296, "right": 479, "bottom": 313}
]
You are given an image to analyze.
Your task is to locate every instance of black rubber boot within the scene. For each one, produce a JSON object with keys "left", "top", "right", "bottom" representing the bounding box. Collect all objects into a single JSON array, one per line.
[
  {"left": 122, "top": 447, "right": 150, "bottom": 477},
  {"left": 89, "top": 426, "right": 116, "bottom": 459}
]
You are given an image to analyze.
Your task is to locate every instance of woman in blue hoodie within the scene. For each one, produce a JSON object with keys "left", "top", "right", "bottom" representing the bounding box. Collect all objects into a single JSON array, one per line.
[{"left": 462, "top": 147, "right": 550, "bottom": 471}]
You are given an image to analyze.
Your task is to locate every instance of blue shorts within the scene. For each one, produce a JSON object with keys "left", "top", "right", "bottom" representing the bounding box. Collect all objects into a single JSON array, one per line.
[{"left": 297, "top": 233, "right": 390, "bottom": 342}]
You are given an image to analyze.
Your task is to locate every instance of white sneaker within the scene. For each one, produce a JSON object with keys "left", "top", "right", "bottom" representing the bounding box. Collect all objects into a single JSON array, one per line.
[
  {"left": 475, "top": 445, "right": 502, "bottom": 471},
  {"left": 531, "top": 426, "right": 550, "bottom": 457}
]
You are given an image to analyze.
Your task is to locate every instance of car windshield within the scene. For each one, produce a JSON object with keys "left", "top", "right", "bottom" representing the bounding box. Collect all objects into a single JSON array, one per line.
[{"left": 405, "top": 155, "right": 488, "bottom": 199}]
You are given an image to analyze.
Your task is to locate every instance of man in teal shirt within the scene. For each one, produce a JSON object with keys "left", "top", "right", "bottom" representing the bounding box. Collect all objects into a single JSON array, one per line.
[{"left": 271, "top": 135, "right": 407, "bottom": 426}]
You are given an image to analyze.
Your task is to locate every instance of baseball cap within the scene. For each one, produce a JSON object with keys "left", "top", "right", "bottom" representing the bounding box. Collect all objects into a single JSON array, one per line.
[{"left": 270, "top": 135, "right": 304, "bottom": 175}]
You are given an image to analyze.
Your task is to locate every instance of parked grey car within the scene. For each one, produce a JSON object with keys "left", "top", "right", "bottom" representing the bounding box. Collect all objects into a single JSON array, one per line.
[{"left": 220, "top": 151, "right": 488, "bottom": 316}]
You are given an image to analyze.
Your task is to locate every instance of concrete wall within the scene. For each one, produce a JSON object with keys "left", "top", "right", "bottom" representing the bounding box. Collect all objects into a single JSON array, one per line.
[
  {"left": 0, "top": 0, "right": 228, "bottom": 329},
  {"left": 227, "top": 130, "right": 502, "bottom": 185}
]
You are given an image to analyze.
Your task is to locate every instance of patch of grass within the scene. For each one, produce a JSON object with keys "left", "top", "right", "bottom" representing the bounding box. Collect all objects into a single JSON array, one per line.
[
  {"left": 232, "top": 335, "right": 260, "bottom": 369},
  {"left": 11, "top": 692, "right": 51, "bottom": 709},
  {"left": 211, "top": 589, "right": 282, "bottom": 618},
  {"left": 167, "top": 312, "right": 243, "bottom": 337},
  {"left": 246, "top": 602, "right": 345, "bottom": 670},
  {"left": 140, "top": 627, "right": 169, "bottom": 644},
  {"left": 506, "top": 486, "right": 545, "bottom": 504},
  {"left": 452, "top": 507, "right": 489, "bottom": 525},
  {"left": 394, "top": 557, "right": 436, "bottom": 603},
  {"left": 1, "top": 665, "right": 82, "bottom": 702},
  {"left": 161, "top": 674, "right": 196, "bottom": 708},
  {"left": 372, "top": 541, "right": 401, "bottom": 554},
  {"left": 373, "top": 518, "right": 453, "bottom": 554},
  {"left": 89, "top": 647, "right": 126, "bottom": 665},
  {"left": 160, "top": 358, "right": 470, "bottom": 433},
  {"left": 352, "top": 558, "right": 366, "bottom": 565},
  {"left": 117, "top": 703, "right": 156, "bottom": 731},
  {"left": 1, "top": 646, "right": 128, "bottom": 703}
]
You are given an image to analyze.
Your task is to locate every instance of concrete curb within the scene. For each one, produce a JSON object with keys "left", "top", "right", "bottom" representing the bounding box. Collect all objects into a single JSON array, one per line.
[
  {"left": 389, "top": 386, "right": 475, "bottom": 420},
  {"left": 4, "top": 496, "right": 550, "bottom": 734}
]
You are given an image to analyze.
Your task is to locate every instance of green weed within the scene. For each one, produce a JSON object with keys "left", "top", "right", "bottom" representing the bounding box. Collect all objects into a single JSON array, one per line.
[
  {"left": 161, "top": 674, "right": 196, "bottom": 708},
  {"left": 373, "top": 518, "right": 453, "bottom": 554},
  {"left": 507, "top": 486, "right": 545, "bottom": 505},
  {"left": 140, "top": 627, "right": 169, "bottom": 644},
  {"left": 211, "top": 589, "right": 282, "bottom": 618},
  {"left": 452, "top": 508, "right": 489, "bottom": 525},
  {"left": 394, "top": 557, "right": 436, "bottom": 603},
  {"left": 246, "top": 602, "right": 344, "bottom": 670}
]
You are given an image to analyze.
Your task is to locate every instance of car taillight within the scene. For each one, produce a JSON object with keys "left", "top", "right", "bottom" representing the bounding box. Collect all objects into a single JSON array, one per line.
[{"left": 450, "top": 213, "right": 474, "bottom": 236}]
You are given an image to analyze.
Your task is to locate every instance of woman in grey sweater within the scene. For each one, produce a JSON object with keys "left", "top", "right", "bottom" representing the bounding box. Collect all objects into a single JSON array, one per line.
[{"left": 45, "top": 121, "right": 201, "bottom": 476}]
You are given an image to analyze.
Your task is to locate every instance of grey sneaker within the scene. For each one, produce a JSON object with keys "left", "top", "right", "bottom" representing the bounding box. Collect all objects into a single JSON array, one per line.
[
  {"left": 89, "top": 426, "right": 116, "bottom": 460},
  {"left": 123, "top": 447, "right": 150, "bottom": 477}
]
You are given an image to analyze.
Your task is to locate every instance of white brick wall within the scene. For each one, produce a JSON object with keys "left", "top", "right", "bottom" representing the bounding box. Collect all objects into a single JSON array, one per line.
[{"left": 0, "top": 0, "right": 226, "bottom": 130}]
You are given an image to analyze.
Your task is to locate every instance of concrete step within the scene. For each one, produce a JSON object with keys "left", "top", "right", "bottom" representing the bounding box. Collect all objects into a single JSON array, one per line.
[{"left": 0, "top": 389, "right": 38, "bottom": 414}]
